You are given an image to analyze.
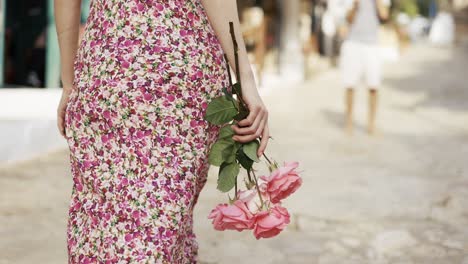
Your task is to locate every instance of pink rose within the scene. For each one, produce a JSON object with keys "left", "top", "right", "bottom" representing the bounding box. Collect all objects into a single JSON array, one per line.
[
  {"left": 261, "top": 161, "right": 302, "bottom": 203},
  {"left": 253, "top": 204, "right": 290, "bottom": 239},
  {"left": 237, "top": 189, "right": 266, "bottom": 214},
  {"left": 208, "top": 200, "right": 255, "bottom": 231},
  {"left": 237, "top": 189, "right": 256, "bottom": 203}
]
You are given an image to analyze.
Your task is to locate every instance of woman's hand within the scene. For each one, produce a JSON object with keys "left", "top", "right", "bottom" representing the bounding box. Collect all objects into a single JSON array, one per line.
[
  {"left": 231, "top": 86, "right": 270, "bottom": 157},
  {"left": 57, "top": 89, "right": 72, "bottom": 139},
  {"left": 200, "top": 0, "right": 270, "bottom": 157}
]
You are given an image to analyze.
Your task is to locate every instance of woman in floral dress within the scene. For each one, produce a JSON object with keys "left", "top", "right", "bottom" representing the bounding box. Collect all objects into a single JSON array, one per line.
[{"left": 55, "top": 0, "right": 269, "bottom": 263}]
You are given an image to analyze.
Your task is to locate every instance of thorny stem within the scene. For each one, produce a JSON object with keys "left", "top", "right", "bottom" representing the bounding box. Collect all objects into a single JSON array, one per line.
[
  {"left": 229, "top": 22, "right": 249, "bottom": 112},
  {"left": 223, "top": 54, "right": 233, "bottom": 89},
  {"left": 251, "top": 170, "right": 265, "bottom": 208},
  {"left": 234, "top": 174, "right": 238, "bottom": 198},
  {"left": 247, "top": 169, "right": 253, "bottom": 183},
  {"left": 263, "top": 153, "right": 273, "bottom": 166},
  {"left": 224, "top": 53, "right": 241, "bottom": 111},
  {"left": 229, "top": 22, "right": 242, "bottom": 92}
]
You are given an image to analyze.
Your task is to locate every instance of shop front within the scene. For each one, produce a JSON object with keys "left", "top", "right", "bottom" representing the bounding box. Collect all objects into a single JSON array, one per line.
[
  {"left": 0, "top": 0, "right": 308, "bottom": 88},
  {"left": 0, "top": 0, "right": 90, "bottom": 88}
]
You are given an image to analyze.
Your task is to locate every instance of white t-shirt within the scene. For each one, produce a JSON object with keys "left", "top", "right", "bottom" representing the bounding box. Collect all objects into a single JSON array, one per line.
[{"left": 346, "top": 0, "right": 391, "bottom": 44}]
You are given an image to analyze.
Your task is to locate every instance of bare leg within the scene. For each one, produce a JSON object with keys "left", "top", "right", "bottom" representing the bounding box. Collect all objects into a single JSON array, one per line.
[
  {"left": 345, "top": 88, "right": 354, "bottom": 135},
  {"left": 368, "top": 88, "right": 378, "bottom": 135}
]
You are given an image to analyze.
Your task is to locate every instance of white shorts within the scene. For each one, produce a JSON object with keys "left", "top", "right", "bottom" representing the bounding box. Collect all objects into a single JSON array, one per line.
[{"left": 340, "top": 40, "right": 382, "bottom": 89}]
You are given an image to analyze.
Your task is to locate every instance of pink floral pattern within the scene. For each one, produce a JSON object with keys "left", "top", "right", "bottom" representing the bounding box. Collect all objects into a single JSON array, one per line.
[{"left": 64, "top": 0, "right": 227, "bottom": 263}]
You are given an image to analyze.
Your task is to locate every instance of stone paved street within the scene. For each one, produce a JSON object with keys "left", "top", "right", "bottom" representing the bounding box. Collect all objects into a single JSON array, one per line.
[{"left": 1, "top": 41, "right": 468, "bottom": 264}]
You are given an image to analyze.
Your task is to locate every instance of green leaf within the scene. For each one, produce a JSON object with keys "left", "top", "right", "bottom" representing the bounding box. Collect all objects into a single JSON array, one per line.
[
  {"left": 237, "top": 146, "right": 254, "bottom": 170},
  {"left": 217, "top": 162, "right": 240, "bottom": 193},
  {"left": 205, "top": 96, "right": 238, "bottom": 125},
  {"left": 208, "top": 138, "right": 235, "bottom": 166},
  {"left": 243, "top": 140, "right": 260, "bottom": 162},
  {"left": 222, "top": 142, "right": 240, "bottom": 164},
  {"left": 218, "top": 125, "right": 235, "bottom": 139}
]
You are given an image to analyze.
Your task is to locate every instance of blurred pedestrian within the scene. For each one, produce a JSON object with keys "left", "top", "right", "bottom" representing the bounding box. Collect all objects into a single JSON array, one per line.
[
  {"left": 321, "top": 0, "right": 348, "bottom": 66},
  {"left": 340, "top": 0, "right": 390, "bottom": 135},
  {"left": 321, "top": 1, "right": 337, "bottom": 62}
]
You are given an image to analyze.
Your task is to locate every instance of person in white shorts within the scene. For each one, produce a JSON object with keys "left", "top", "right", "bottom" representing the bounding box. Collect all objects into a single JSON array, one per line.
[{"left": 340, "top": 0, "right": 390, "bottom": 135}]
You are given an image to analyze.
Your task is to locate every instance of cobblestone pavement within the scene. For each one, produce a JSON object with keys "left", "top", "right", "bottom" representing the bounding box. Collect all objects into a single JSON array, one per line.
[{"left": 1, "top": 41, "right": 468, "bottom": 264}]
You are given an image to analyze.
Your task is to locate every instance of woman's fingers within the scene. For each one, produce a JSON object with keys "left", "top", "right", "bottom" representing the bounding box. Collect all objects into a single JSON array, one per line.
[
  {"left": 57, "top": 109, "right": 65, "bottom": 138},
  {"left": 57, "top": 120, "right": 63, "bottom": 138},
  {"left": 233, "top": 116, "right": 268, "bottom": 144},
  {"left": 232, "top": 104, "right": 269, "bottom": 144},
  {"left": 232, "top": 132, "right": 258, "bottom": 143},
  {"left": 231, "top": 110, "right": 264, "bottom": 136},
  {"left": 237, "top": 105, "right": 260, "bottom": 127},
  {"left": 57, "top": 99, "right": 67, "bottom": 138},
  {"left": 257, "top": 124, "right": 270, "bottom": 157},
  {"left": 57, "top": 90, "right": 72, "bottom": 139},
  {"left": 254, "top": 114, "right": 267, "bottom": 140}
]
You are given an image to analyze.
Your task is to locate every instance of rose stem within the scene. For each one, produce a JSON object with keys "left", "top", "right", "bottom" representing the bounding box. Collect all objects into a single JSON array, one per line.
[
  {"left": 251, "top": 169, "right": 265, "bottom": 208},
  {"left": 223, "top": 53, "right": 240, "bottom": 112},
  {"left": 229, "top": 22, "right": 241, "bottom": 91},
  {"left": 247, "top": 169, "right": 253, "bottom": 183},
  {"left": 234, "top": 174, "right": 238, "bottom": 198},
  {"left": 223, "top": 54, "right": 233, "bottom": 90},
  {"left": 262, "top": 153, "right": 273, "bottom": 166},
  {"left": 229, "top": 22, "right": 248, "bottom": 109}
]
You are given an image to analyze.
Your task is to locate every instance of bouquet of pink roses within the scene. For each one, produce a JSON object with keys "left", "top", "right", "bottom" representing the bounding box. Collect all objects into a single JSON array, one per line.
[{"left": 204, "top": 22, "right": 302, "bottom": 240}]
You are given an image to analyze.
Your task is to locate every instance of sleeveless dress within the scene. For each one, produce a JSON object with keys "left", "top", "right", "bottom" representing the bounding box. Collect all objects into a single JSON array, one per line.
[{"left": 63, "top": 0, "right": 227, "bottom": 263}]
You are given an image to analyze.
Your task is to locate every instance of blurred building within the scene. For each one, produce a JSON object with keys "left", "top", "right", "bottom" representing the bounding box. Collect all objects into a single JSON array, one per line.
[
  {"left": 0, "top": 0, "right": 89, "bottom": 88},
  {"left": 454, "top": 0, "right": 468, "bottom": 9},
  {"left": 0, "top": 0, "right": 466, "bottom": 89}
]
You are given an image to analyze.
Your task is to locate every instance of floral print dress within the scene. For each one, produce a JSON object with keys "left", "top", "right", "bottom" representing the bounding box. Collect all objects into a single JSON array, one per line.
[{"left": 64, "top": 0, "right": 227, "bottom": 263}]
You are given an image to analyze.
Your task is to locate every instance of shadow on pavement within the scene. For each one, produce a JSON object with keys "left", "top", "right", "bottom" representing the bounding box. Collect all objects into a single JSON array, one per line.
[{"left": 384, "top": 42, "right": 468, "bottom": 113}]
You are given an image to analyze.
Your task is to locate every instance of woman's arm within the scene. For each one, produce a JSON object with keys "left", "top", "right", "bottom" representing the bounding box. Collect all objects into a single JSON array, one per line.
[
  {"left": 201, "top": 0, "right": 255, "bottom": 92},
  {"left": 55, "top": 0, "right": 82, "bottom": 138},
  {"left": 54, "top": 0, "right": 82, "bottom": 92},
  {"left": 201, "top": 0, "right": 270, "bottom": 156}
]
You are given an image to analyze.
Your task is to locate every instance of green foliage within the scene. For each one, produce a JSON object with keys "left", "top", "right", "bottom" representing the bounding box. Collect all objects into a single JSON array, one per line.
[
  {"left": 222, "top": 141, "right": 241, "bottom": 164},
  {"left": 208, "top": 139, "right": 234, "bottom": 166},
  {"left": 243, "top": 140, "right": 260, "bottom": 162},
  {"left": 208, "top": 126, "right": 240, "bottom": 166},
  {"left": 397, "top": 0, "right": 419, "bottom": 17},
  {"left": 204, "top": 96, "right": 238, "bottom": 125},
  {"left": 218, "top": 125, "right": 235, "bottom": 139},
  {"left": 217, "top": 162, "right": 240, "bottom": 193},
  {"left": 237, "top": 146, "right": 254, "bottom": 170}
]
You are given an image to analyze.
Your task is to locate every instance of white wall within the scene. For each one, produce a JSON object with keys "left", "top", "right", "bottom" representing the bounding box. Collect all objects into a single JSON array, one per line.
[{"left": 0, "top": 89, "right": 67, "bottom": 164}]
